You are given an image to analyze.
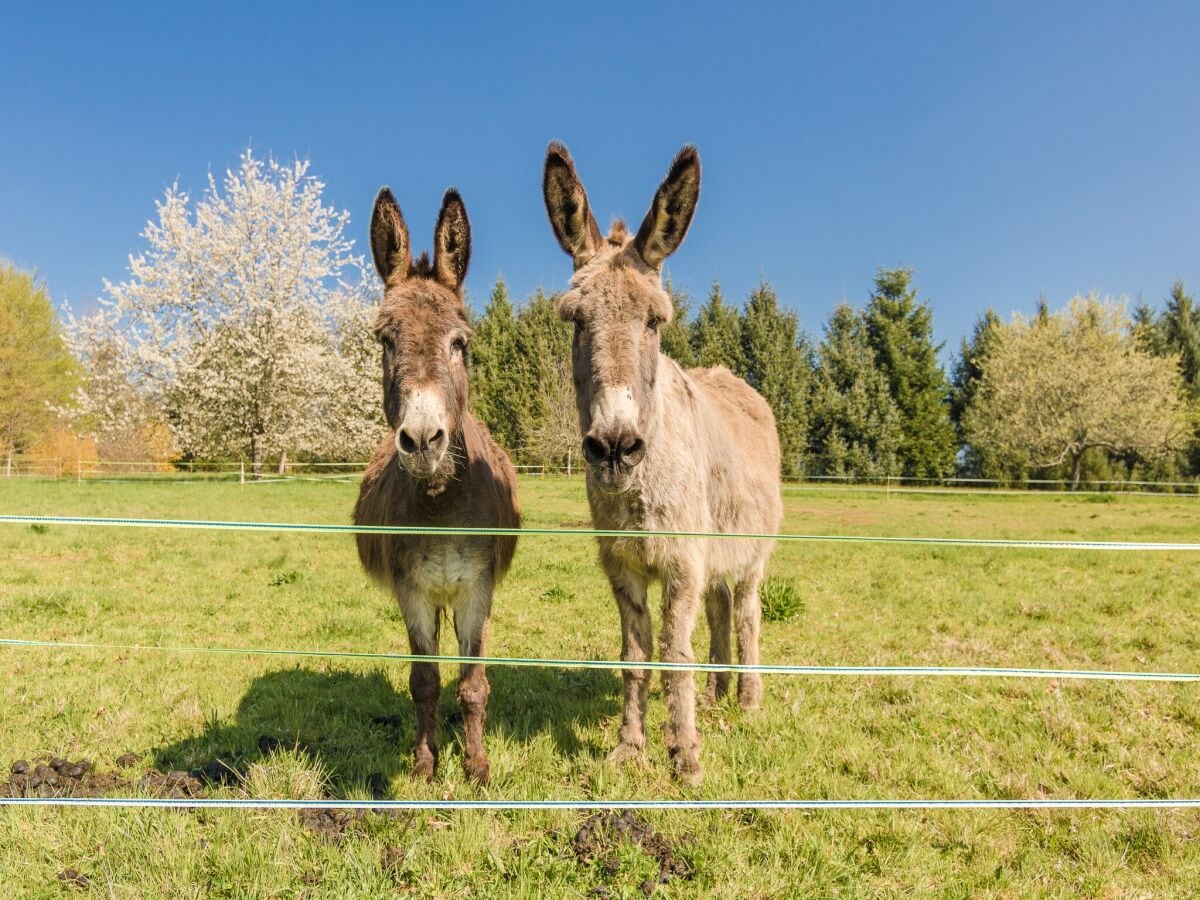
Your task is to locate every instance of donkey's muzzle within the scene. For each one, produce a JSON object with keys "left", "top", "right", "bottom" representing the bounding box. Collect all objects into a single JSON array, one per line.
[{"left": 582, "top": 430, "right": 646, "bottom": 470}]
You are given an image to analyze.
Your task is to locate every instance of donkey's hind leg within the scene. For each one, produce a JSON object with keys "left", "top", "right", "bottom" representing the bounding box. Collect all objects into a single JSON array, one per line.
[
  {"left": 733, "top": 560, "right": 766, "bottom": 710},
  {"left": 453, "top": 580, "right": 494, "bottom": 784},
  {"left": 701, "top": 579, "right": 732, "bottom": 706},
  {"left": 402, "top": 597, "right": 441, "bottom": 780}
]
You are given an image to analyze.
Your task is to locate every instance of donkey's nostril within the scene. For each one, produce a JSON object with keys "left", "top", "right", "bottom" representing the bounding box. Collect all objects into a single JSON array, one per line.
[
  {"left": 430, "top": 429, "right": 445, "bottom": 448},
  {"left": 622, "top": 437, "right": 646, "bottom": 465},
  {"left": 582, "top": 435, "right": 608, "bottom": 465},
  {"left": 398, "top": 430, "right": 418, "bottom": 454}
]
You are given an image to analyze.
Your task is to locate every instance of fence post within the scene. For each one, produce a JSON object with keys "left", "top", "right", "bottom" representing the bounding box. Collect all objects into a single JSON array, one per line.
[{"left": 240, "top": 461, "right": 245, "bottom": 486}]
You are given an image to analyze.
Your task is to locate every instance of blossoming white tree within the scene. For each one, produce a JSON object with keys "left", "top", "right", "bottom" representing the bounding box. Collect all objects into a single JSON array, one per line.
[{"left": 71, "top": 148, "right": 383, "bottom": 473}]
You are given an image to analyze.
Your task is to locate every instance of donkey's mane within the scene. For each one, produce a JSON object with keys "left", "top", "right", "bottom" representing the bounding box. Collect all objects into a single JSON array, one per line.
[{"left": 606, "top": 219, "right": 629, "bottom": 246}]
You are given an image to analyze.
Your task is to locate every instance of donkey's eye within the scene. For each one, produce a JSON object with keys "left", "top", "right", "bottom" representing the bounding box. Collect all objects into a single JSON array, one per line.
[
  {"left": 451, "top": 337, "right": 467, "bottom": 356},
  {"left": 646, "top": 315, "right": 662, "bottom": 332},
  {"left": 379, "top": 334, "right": 395, "bottom": 353}
]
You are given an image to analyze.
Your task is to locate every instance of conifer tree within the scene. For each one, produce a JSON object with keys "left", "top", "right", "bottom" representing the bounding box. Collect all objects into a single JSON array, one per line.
[
  {"left": 807, "top": 304, "right": 901, "bottom": 477},
  {"left": 691, "top": 280, "right": 746, "bottom": 375},
  {"left": 659, "top": 278, "right": 696, "bottom": 368},
  {"left": 863, "top": 268, "right": 956, "bottom": 478},
  {"left": 469, "top": 277, "right": 522, "bottom": 450},
  {"left": 512, "top": 290, "right": 572, "bottom": 461},
  {"left": 741, "top": 280, "right": 810, "bottom": 475}
]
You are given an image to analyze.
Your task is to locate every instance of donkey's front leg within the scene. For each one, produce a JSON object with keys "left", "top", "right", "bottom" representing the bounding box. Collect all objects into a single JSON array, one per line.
[
  {"left": 402, "top": 598, "right": 441, "bottom": 781},
  {"left": 661, "top": 563, "right": 705, "bottom": 785},
  {"left": 603, "top": 554, "right": 652, "bottom": 764},
  {"left": 453, "top": 581, "right": 494, "bottom": 784}
]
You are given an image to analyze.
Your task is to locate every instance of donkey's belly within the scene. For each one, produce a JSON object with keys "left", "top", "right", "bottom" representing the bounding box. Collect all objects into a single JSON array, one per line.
[{"left": 404, "top": 540, "right": 490, "bottom": 606}]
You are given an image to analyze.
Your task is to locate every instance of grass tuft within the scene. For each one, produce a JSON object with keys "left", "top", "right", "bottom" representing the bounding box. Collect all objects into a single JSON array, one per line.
[{"left": 760, "top": 577, "right": 805, "bottom": 623}]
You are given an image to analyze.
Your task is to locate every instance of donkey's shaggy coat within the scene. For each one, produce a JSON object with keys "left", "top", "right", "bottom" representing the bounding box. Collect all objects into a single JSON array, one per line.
[
  {"left": 543, "top": 143, "right": 783, "bottom": 784},
  {"left": 355, "top": 188, "right": 519, "bottom": 784}
]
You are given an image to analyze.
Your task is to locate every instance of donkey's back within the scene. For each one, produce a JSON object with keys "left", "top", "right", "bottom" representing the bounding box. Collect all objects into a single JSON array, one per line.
[{"left": 677, "top": 361, "right": 783, "bottom": 539}]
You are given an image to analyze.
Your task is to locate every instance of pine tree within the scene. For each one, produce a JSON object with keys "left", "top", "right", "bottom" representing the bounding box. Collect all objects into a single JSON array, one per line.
[
  {"left": 469, "top": 277, "right": 522, "bottom": 450},
  {"left": 659, "top": 278, "right": 696, "bottom": 368},
  {"left": 1148, "top": 281, "right": 1200, "bottom": 474},
  {"left": 948, "top": 309, "right": 1013, "bottom": 478},
  {"left": 740, "top": 280, "right": 811, "bottom": 475},
  {"left": 512, "top": 289, "right": 572, "bottom": 462},
  {"left": 807, "top": 304, "right": 901, "bottom": 477},
  {"left": 863, "top": 268, "right": 956, "bottom": 478},
  {"left": 691, "top": 280, "right": 746, "bottom": 375},
  {"left": 1159, "top": 281, "right": 1200, "bottom": 400}
]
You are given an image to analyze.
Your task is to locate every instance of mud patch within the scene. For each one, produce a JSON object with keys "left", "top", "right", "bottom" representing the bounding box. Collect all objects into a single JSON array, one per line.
[
  {"left": 2, "top": 755, "right": 210, "bottom": 800},
  {"left": 297, "top": 807, "right": 366, "bottom": 843},
  {"left": 571, "top": 811, "right": 693, "bottom": 895},
  {"left": 56, "top": 869, "right": 90, "bottom": 890}
]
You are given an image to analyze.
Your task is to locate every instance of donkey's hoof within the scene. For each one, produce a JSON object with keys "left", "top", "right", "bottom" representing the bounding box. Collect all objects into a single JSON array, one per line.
[
  {"left": 606, "top": 742, "right": 645, "bottom": 766},
  {"left": 463, "top": 756, "right": 491, "bottom": 785},
  {"left": 738, "top": 676, "right": 763, "bottom": 711},
  {"left": 674, "top": 758, "right": 704, "bottom": 787},
  {"left": 411, "top": 751, "right": 437, "bottom": 782}
]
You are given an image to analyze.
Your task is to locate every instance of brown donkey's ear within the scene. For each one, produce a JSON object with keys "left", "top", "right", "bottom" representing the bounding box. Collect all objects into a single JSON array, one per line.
[
  {"left": 543, "top": 142, "right": 602, "bottom": 268},
  {"left": 370, "top": 187, "right": 412, "bottom": 283},
  {"left": 433, "top": 188, "right": 471, "bottom": 293},
  {"left": 634, "top": 146, "right": 701, "bottom": 269}
]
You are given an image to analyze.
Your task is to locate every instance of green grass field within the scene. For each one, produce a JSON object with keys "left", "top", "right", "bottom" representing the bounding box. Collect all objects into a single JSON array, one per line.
[{"left": 1, "top": 476, "right": 1200, "bottom": 897}]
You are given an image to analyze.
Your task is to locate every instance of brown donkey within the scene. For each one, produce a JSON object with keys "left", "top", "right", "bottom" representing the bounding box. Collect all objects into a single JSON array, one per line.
[
  {"left": 543, "top": 144, "right": 782, "bottom": 784},
  {"left": 354, "top": 187, "right": 520, "bottom": 784}
]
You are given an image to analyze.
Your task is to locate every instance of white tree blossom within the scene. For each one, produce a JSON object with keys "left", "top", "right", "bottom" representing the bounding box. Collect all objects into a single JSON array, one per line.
[{"left": 70, "top": 148, "right": 373, "bottom": 472}]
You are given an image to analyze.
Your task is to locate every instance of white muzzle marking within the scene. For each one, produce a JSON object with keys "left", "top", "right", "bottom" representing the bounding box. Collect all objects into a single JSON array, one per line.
[{"left": 590, "top": 384, "right": 638, "bottom": 435}]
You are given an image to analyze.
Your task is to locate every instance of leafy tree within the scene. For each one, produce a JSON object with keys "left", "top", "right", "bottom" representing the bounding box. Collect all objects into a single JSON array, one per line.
[
  {"left": 0, "top": 263, "right": 79, "bottom": 474},
  {"left": 69, "top": 333, "right": 175, "bottom": 464},
  {"left": 69, "top": 148, "right": 360, "bottom": 475},
  {"left": 807, "top": 304, "right": 901, "bottom": 477},
  {"left": 741, "top": 280, "right": 811, "bottom": 475},
  {"left": 863, "top": 268, "right": 956, "bottom": 478},
  {"left": 659, "top": 278, "right": 696, "bottom": 368},
  {"left": 525, "top": 356, "right": 579, "bottom": 470},
  {"left": 691, "top": 280, "right": 745, "bottom": 374},
  {"left": 469, "top": 277, "right": 523, "bottom": 450},
  {"left": 963, "top": 295, "right": 1189, "bottom": 488}
]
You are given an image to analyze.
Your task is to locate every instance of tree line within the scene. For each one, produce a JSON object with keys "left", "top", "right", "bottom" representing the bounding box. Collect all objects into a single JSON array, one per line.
[
  {"left": 1, "top": 147, "right": 1195, "bottom": 486},
  {"left": 468, "top": 269, "right": 1195, "bottom": 485}
]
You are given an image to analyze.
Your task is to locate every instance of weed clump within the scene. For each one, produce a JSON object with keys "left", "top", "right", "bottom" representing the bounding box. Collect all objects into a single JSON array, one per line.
[{"left": 760, "top": 577, "right": 804, "bottom": 623}]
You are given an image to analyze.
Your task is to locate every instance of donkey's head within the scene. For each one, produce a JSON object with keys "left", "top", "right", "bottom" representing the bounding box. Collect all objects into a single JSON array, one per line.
[
  {"left": 543, "top": 142, "right": 701, "bottom": 492},
  {"left": 370, "top": 187, "right": 473, "bottom": 482}
]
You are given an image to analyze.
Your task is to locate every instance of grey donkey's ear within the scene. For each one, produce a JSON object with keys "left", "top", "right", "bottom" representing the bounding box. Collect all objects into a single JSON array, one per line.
[
  {"left": 433, "top": 189, "right": 471, "bottom": 293},
  {"left": 634, "top": 146, "right": 701, "bottom": 269},
  {"left": 543, "top": 142, "right": 603, "bottom": 268},
  {"left": 370, "top": 187, "right": 411, "bottom": 283}
]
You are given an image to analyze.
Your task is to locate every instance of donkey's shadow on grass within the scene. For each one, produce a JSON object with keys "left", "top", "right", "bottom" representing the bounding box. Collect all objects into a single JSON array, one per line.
[{"left": 154, "top": 665, "right": 618, "bottom": 796}]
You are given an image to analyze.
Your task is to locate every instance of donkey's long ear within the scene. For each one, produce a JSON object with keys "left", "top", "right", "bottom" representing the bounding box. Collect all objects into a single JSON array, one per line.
[
  {"left": 634, "top": 146, "right": 701, "bottom": 269},
  {"left": 433, "top": 189, "right": 471, "bottom": 293},
  {"left": 370, "top": 187, "right": 411, "bottom": 283},
  {"left": 543, "top": 142, "right": 602, "bottom": 268}
]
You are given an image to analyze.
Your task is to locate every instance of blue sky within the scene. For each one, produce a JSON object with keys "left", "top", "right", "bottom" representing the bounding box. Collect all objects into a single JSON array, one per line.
[{"left": 2, "top": 1, "right": 1197, "bottom": 351}]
